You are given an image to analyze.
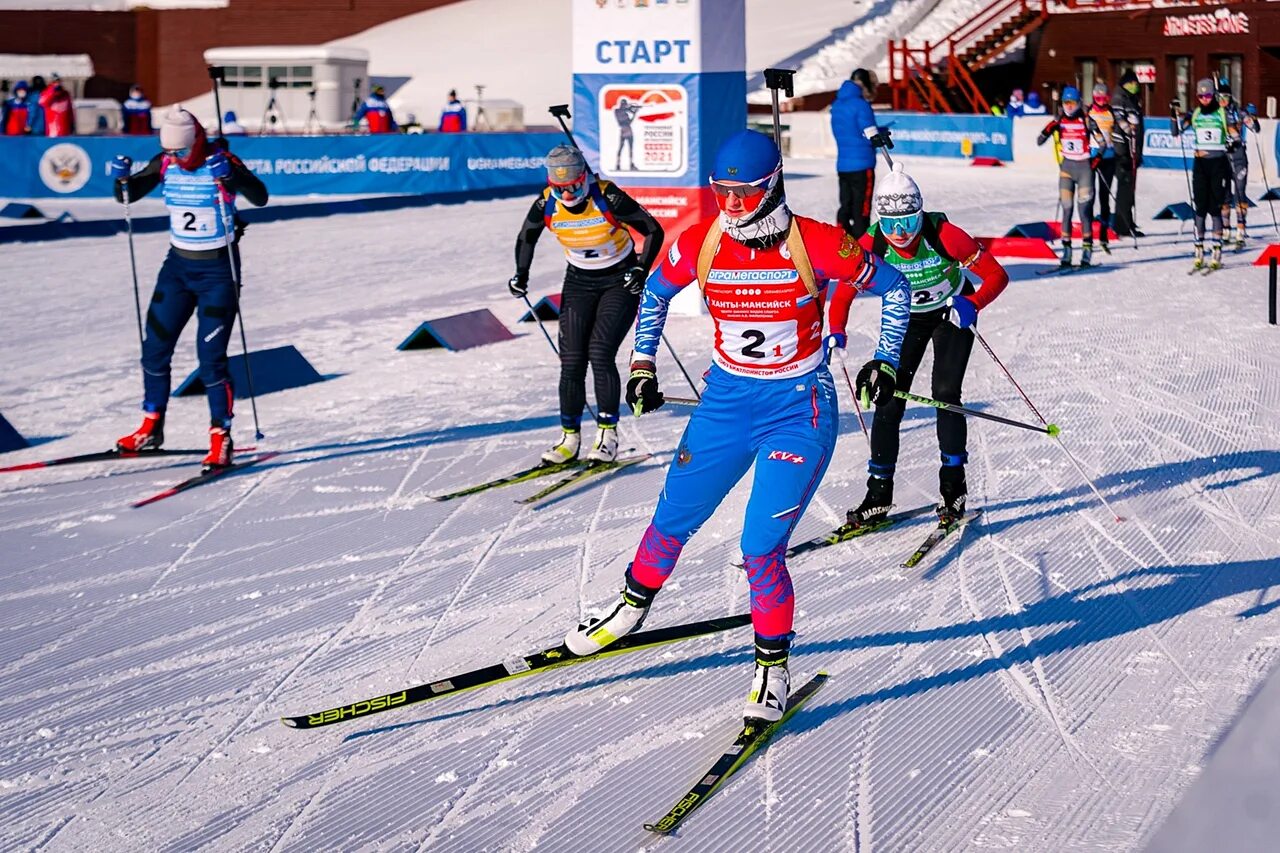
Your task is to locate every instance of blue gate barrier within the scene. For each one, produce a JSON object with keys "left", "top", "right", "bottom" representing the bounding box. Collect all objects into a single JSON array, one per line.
[
  {"left": 0, "top": 132, "right": 562, "bottom": 199},
  {"left": 878, "top": 112, "right": 1013, "bottom": 161}
]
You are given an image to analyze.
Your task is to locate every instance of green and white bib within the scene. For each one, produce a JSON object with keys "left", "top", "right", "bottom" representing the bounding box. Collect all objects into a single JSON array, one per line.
[
  {"left": 1191, "top": 107, "right": 1229, "bottom": 153},
  {"left": 872, "top": 222, "right": 963, "bottom": 312}
]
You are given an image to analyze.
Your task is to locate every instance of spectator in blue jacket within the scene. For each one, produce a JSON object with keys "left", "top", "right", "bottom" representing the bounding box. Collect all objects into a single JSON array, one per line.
[
  {"left": 26, "top": 75, "right": 47, "bottom": 135},
  {"left": 1007, "top": 88, "right": 1026, "bottom": 117},
  {"left": 3, "top": 81, "right": 33, "bottom": 135},
  {"left": 439, "top": 89, "right": 467, "bottom": 133},
  {"left": 831, "top": 68, "right": 885, "bottom": 237},
  {"left": 352, "top": 85, "right": 397, "bottom": 133},
  {"left": 121, "top": 84, "right": 153, "bottom": 135}
]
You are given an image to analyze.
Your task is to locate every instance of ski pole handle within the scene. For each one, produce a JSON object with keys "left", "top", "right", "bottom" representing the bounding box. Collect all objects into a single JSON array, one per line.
[
  {"left": 865, "top": 126, "right": 895, "bottom": 169},
  {"left": 893, "top": 390, "right": 1059, "bottom": 436}
]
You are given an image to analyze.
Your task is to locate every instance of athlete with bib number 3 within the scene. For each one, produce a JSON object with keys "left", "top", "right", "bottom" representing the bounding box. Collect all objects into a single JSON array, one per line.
[
  {"left": 110, "top": 108, "right": 268, "bottom": 471},
  {"left": 563, "top": 130, "right": 911, "bottom": 725}
]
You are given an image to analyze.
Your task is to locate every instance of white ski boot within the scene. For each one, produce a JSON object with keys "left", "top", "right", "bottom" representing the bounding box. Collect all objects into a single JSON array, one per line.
[
  {"left": 541, "top": 429, "right": 580, "bottom": 465},
  {"left": 586, "top": 423, "right": 619, "bottom": 463},
  {"left": 744, "top": 636, "right": 791, "bottom": 724},
  {"left": 565, "top": 576, "right": 655, "bottom": 656}
]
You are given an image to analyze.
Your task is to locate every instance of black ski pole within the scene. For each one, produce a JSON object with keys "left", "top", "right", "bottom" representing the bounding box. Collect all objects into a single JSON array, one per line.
[
  {"left": 1252, "top": 132, "right": 1280, "bottom": 238},
  {"left": 215, "top": 192, "right": 264, "bottom": 440},
  {"left": 1171, "top": 103, "right": 1195, "bottom": 214},
  {"left": 662, "top": 336, "right": 701, "bottom": 403},
  {"left": 971, "top": 329, "right": 1123, "bottom": 522},
  {"left": 892, "top": 389, "right": 1058, "bottom": 436},
  {"left": 547, "top": 103, "right": 701, "bottom": 401},
  {"left": 208, "top": 65, "right": 226, "bottom": 139},
  {"left": 521, "top": 292, "right": 596, "bottom": 421},
  {"left": 121, "top": 180, "right": 145, "bottom": 351}
]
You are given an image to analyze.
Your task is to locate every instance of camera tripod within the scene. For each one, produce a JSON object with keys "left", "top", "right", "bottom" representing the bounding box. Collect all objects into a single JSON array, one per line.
[
  {"left": 473, "top": 84, "right": 490, "bottom": 132},
  {"left": 259, "top": 79, "right": 286, "bottom": 135},
  {"left": 303, "top": 89, "right": 321, "bottom": 135}
]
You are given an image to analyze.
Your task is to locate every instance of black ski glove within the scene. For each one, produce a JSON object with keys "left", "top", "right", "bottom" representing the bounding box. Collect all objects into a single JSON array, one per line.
[
  {"left": 621, "top": 265, "right": 648, "bottom": 296},
  {"left": 869, "top": 129, "right": 893, "bottom": 150},
  {"left": 625, "top": 360, "right": 665, "bottom": 416},
  {"left": 508, "top": 271, "right": 529, "bottom": 298},
  {"left": 855, "top": 359, "right": 897, "bottom": 408}
]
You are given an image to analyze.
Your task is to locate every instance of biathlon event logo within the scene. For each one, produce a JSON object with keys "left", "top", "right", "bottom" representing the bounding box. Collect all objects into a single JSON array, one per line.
[{"left": 39, "top": 143, "right": 92, "bottom": 193}]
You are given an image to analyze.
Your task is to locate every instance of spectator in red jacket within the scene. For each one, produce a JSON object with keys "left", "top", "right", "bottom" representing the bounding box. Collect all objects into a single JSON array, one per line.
[
  {"left": 122, "top": 84, "right": 153, "bottom": 135},
  {"left": 352, "top": 85, "right": 397, "bottom": 134},
  {"left": 40, "top": 75, "right": 75, "bottom": 137},
  {"left": 439, "top": 89, "right": 467, "bottom": 133},
  {"left": 2, "top": 81, "right": 33, "bottom": 135}
]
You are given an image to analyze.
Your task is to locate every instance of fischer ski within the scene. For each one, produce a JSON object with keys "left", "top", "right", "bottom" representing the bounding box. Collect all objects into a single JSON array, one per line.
[
  {"left": 0, "top": 447, "right": 207, "bottom": 474},
  {"left": 280, "top": 613, "right": 752, "bottom": 730},
  {"left": 785, "top": 505, "right": 936, "bottom": 560},
  {"left": 131, "top": 452, "right": 281, "bottom": 508},
  {"left": 427, "top": 459, "right": 580, "bottom": 502},
  {"left": 900, "top": 508, "right": 983, "bottom": 569},
  {"left": 644, "top": 671, "right": 830, "bottom": 835},
  {"left": 516, "top": 454, "right": 651, "bottom": 505}
]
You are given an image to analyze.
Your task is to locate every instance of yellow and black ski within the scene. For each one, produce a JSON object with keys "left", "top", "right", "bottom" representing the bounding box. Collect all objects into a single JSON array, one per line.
[
  {"left": 516, "top": 453, "right": 652, "bottom": 506},
  {"left": 427, "top": 458, "right": 581, "bottom": 501},
  {"left": 785, "top": 505, "right": 935, "bottom": 559},
  {"left": 901, "top": 509, "right": 983, "bottom": 569},
  {"left": 281, "top": 613, "right": 751, "bottom": 730},
  {"left": 645, "top": 671, "right": 830, "bottom": 835}
]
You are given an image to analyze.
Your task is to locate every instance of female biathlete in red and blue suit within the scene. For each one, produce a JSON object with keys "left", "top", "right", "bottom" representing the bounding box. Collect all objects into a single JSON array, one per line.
[{"left": 564, "top": 130, "right": 911, "bottom": 722}]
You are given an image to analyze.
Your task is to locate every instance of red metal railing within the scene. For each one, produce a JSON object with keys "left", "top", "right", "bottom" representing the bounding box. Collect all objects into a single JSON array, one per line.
[
  {"left": 888, "top": 0, "right": 1048, "bottom": 112},
  {"left": 887, "top": 41, "right": 950, "bottom": 113},
  {"left": 944, "top": 0, "right": 1046, "bottom": 62},
  {"left": 946, "top": 58, "right": 991, "bottom": 115}
]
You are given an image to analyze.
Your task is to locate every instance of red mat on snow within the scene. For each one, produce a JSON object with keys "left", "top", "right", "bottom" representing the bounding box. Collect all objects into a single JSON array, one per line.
[
  {"left": 1252, "top": 245, "right": 1280, "bottom": 266},
  {"left": 975, "top": 236, "right": 1059, "bottom": 260}
]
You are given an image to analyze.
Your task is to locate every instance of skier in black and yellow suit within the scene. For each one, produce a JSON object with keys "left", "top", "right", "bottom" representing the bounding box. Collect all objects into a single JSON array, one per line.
[{"left": 509, "top": 145, "right": 664, "bottom": 464}]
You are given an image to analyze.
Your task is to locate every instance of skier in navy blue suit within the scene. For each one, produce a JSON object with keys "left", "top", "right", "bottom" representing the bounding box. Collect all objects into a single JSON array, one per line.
[{"left": 109, "top": 108, "right": 268, "bottom": 470}]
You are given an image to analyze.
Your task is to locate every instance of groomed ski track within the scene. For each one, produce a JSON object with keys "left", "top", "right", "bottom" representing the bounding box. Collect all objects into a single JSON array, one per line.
[{"left": 1, "top": 157, "right": 1278, "bottom": 851}]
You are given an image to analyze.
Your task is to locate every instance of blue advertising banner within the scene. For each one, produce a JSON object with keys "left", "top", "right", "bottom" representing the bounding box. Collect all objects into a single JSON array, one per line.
[
  {"left": 879, "top": 112, "right": 1013, "bottom": 161},
  {"left": 0, "top": 132, "right": 561, "bottom": 199},
  {"left": 1141, "top": 126, "right": 1196, "bottom": 170}
]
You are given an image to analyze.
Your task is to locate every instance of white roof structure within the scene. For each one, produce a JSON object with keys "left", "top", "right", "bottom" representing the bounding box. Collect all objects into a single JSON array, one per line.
[
  {"left": 0, "top": 52, "right": 93, "bottom": 80},
  {"left": 204, "top": 45, "right": 370, "bottom": 65}
]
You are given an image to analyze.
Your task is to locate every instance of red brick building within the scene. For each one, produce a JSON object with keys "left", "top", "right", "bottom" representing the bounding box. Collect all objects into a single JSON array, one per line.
[
  {"left": 0, "top": 1, "right": 455, "bottom": 105},
  {"left": 1035, "top": 2, "right": 1280, "bottom": 113}
]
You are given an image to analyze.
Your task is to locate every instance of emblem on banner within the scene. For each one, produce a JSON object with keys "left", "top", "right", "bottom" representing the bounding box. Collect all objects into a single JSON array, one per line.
[
  {"left": 598, "top": 84, "right": 689, "bottom": 178},
  {"left": 39, "top": 143, "right": 92, "bottom": 193}
]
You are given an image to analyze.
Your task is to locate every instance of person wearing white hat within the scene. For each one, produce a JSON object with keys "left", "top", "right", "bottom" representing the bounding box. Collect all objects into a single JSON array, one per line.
[
  {"left": 846, "top": 162, "right": 1010, "bottom": 530},
  {"left": 107, "top": 107, "right": 268, "bottom": 472}
]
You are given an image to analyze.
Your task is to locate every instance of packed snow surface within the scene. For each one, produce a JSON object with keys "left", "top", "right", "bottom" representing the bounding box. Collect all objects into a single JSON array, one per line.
[{"left": 1, "top": 156, "right": 1279, "bottom": 851}]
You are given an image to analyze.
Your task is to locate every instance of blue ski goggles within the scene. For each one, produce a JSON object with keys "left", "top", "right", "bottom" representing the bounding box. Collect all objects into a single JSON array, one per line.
[{"left": 879, "top": 211, "right": 922, "bottom": 239}]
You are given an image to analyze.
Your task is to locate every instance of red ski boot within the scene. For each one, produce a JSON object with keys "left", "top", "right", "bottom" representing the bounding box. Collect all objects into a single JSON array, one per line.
[
  {"left": 116, "top": 411, "right": 165, "bottom": 452},
  {"left": 202, "top": 425, "right": 234, "bottom": 472}
]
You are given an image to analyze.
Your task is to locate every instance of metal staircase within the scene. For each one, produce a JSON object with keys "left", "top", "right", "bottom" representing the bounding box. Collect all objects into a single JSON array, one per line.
[{"left": 888, "top": 0, "right": 1049, "bottom": 113}]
